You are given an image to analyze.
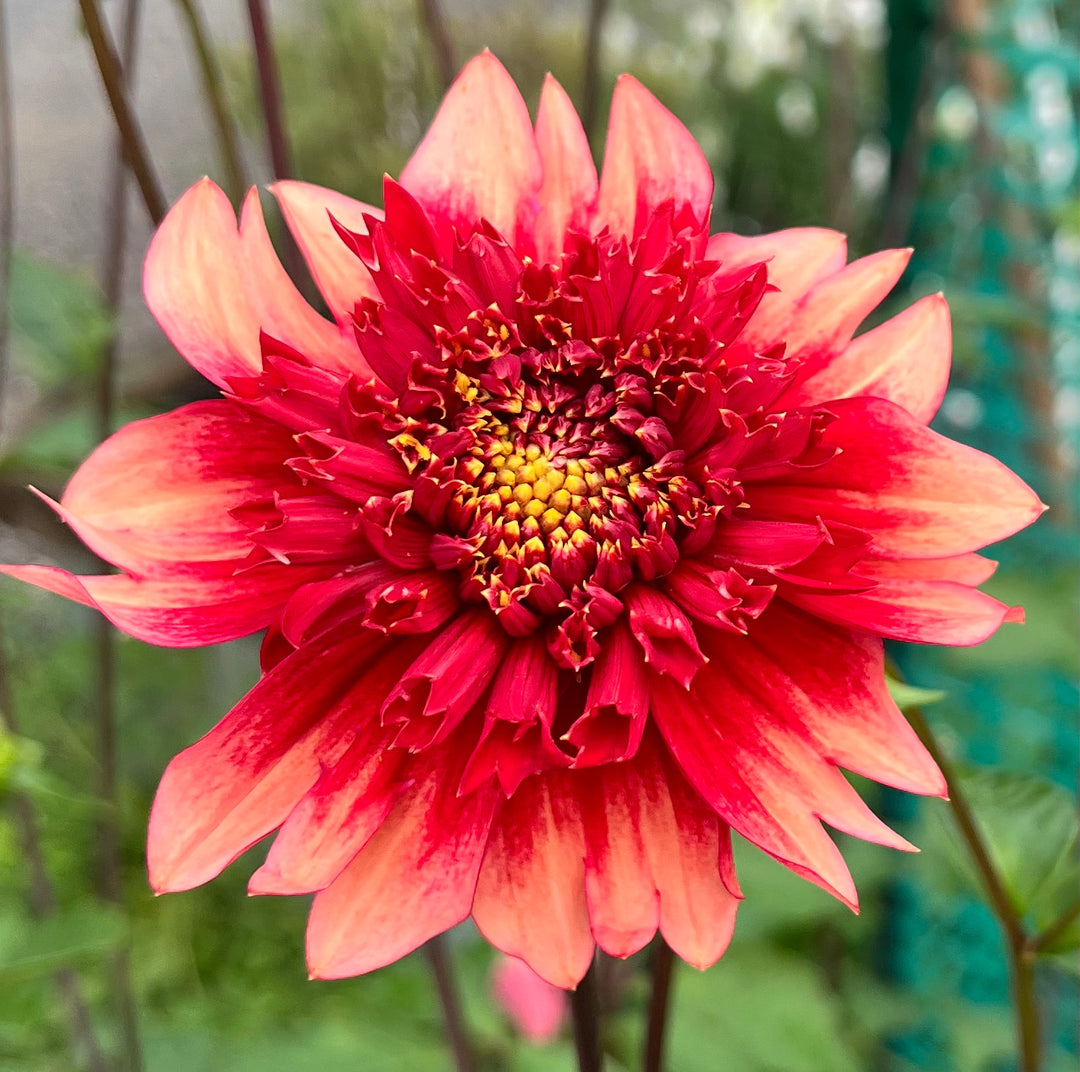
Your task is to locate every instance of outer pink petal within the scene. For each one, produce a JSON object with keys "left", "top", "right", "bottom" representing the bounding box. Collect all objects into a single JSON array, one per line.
[
  {"left": 595, "top": 75, "right": 713, "bottom": 237},
  {"left": 857, "top": 552, "right": 998, "bottom": 586},
  {"left": 148, "top": 630, "right": 391, "bottom": 891},
  {"left": 399, "top": 52, "right": 542, "bottom": 247},
  {"left": 780, "top": 293, "right": 951, "bottom": 423},
  {"left": 472, "top": 772, "right": 595, "bottom": 989},
  {"left": 55, "top": 400, "right": 291, "bottom": 575},
  {"left": 0, "top": 562, "right": 328, "bottom": 647},
  {"left": 271, "top": 180, "right": 381, "bottom": 326},
  {"left": 777, "top": 248, "right": 912, "bottom": 369},
  {"left": 749, "top": 397, "right": 1046, "bottom": 558},
  {"left": 143, "top": 179, "right": 262, "bottom": 387},
  {"left": 789, "top": 579, "right": 1019, "bottom": 646},
  {"left": 706, "top": 228, "right": 848, "bottom": 345},
  {"left": 579, "top": 734, "right": 740, "bottom": 965},
  {"left": 712, "top": 601, "right": 945, "bottom": 796},
  {"left": 533, "top": 74, "right": 598, "bottom": 263},
  {"left": 305, "top": 746, "right": 499, "bottom": 979},
  {"left": 238, "top": 189, "right": 369, "bottom": 375}
]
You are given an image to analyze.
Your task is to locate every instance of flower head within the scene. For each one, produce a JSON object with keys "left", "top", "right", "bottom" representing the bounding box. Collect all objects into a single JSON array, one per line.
[{"left": 3, "top": 53, "right": 1043, "bottom": 987}]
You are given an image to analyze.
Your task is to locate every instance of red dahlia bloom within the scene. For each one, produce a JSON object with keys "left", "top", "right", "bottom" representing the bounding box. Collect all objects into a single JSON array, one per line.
[{"left": 4, "top": 54, "right": 1043, "bottom": 987}]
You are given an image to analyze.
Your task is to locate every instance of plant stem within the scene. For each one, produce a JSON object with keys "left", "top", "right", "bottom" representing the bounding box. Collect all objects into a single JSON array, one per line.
[
  {"left": 91, "top": 3, "right": 146, "bottom": 1069},
  {"left": 571, "top": 955, "right": 603, "bottom": 1072},
  {"left": 423, "top": 936, "right": 476, "bottom": 1072},
  {"left": 642, "top": 938, "right": 675, "bottom": 1072},
  {"left": 904, "top": 701, "right": 1042, "bottom": 1072},
  {"left": 580, "top": 0, "right": 610, "bottom": 143},
  {"left": 174, "top": 0, "right": 247, "bottom": 204},
  {"left": 76, "top": 0, "right": 166, "bottom": 225},
  {"left": 416, "top": 0, "right": 455, "bottom": 93}
]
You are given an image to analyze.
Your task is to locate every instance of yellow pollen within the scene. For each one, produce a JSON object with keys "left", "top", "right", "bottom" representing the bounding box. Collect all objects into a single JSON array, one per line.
[
  {"left": 513, "top": 484, "right": 534, "bottom": 505},
  {"left": 564, "top": 475, "right": 588, "bottom": 496}
]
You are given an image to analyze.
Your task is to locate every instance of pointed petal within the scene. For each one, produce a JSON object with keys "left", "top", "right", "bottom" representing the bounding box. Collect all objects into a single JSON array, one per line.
[
  {"left": 748, "top": 398, "right": 1046, "bottom": 558},
  {"left": 596, "top": 75, "right": 712, "bottom": 237},
  {"left": 533, "top": 74, "right": 598, "bottom": 262},
  {"left": 399, "top": 52, "right": 542, "bottom": 247},
  {"left": 706, "top": 228, "right": 848, "bottom": 345},
  {"left": 248, "top": 642, "right": 421, "bottom": 894},
  {"left": 779, "top": 249, "right": 912, "bottom": 369},
  {"left": 472, "top": 772, "right": 594, "bottom": 989},
  {"left": 781, "top": 293, "right": 951, "bottom": 423},
  {"left": 0, "top": 561, "right": 328, "bottom": 647},
  {"left": 789, "top": 578, "right": 1019, "bottom": 646},
  {"left": 148, "top": 630, "right": 391, "bottom": 891},
  {"left": 856, "top": 552, "right": 998, "bottom": 586},
  {"left": 305, "top": 747, "right": 499, "bottom": 979},
  {"left": 271, "top": 180, "right": 381, "bottom": 326},
  {"left": 143, "top": 179, "right": 262, "bottom": 387},
  {"left": 56, "top": 400, "right": 291, "bottom": 575},
  {"left": 238, "top": 189, "right": 369, "bottom": 375}
]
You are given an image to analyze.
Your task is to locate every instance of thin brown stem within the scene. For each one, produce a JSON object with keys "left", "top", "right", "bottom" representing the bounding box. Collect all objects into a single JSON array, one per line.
[
  {"left": 416, "top": 0, "right": 455, "bottom": 93},
  {"left": 903, "top": 699, "right": 1042, "bottom": 1072},
  {"left": 580, "top": 0, "right": 610, "bottom": 143},
  {"left": 245, "top": 0, "right": 292, "bottom": 182},
  {"left": 570, "top": 955, "right": 603, "bottom": 1072},
  {"left": 91, "top": 3, "right": 145, "bottom": 1069},
  {"left": 422, "top": 936, "right": 476, "bottom": 1072},
  {"left": 77, "top": 0, "right": 166, "bottom": 225},
  {"left": 642, "top": 938, "right": 675, "bottom": 1072},
  {"left": 174, "top": 0, "right": 246, "bottom": 204}
]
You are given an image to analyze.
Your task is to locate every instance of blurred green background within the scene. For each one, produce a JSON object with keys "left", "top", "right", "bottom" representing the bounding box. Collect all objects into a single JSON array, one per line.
[{"left": 0, "top": 0, "right": 1077, "bottom": 1070}]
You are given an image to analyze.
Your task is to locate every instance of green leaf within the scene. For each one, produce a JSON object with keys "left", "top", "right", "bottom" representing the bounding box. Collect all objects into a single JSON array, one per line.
[
  {"left": 886, "top": 675, "right": 947, "bottom": 711},
  {"left": 927, "top": 769, "right": 1079, "bottom": 948}
]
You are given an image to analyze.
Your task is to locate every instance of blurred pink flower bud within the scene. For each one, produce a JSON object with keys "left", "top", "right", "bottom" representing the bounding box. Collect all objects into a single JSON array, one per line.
[{"left": 491, "top": 954, "right": 568, "bottom": 1042}]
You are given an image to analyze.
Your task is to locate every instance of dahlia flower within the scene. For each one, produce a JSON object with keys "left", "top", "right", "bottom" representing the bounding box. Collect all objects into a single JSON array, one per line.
[{"left": 4, "top": 54, "right": 1042, "bottom": 987}]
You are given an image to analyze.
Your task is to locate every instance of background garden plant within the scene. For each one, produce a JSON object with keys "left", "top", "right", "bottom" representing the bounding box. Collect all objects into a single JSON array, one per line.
[{"left": 0, "top": 2, "right": 1076, "bottom": 1071}]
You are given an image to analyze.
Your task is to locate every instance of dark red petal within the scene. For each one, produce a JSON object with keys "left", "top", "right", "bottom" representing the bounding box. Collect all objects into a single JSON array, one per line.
[
  {"left": 624, "top": 585, "right": 706, "bottom": 688},
  {"left": 472, "top": 772, "right": 594, "bottom": 989},
  {"left": 271, "top": 180, "right": 382, "bottom": 327},
  {"left": 399, "top": 52, "right": 542, "bottom": 247},
  {"left": 148, "top": 630, "right": 391, "bottom": 891},
  {"left": 1, "top": 562, "right": 328, "bottom": 647},
  {"left": 749, "top": 398, "right": 1046, "bottom": 559},
  {"left": 533, "top": 74, "right": 598, "bottom": 262},
  {"left": 781, "top": 293, "right": 951, "bottom": 424},
  {"left": 54, "top": 400, "right": 292, "bottom": 576},
  {"left": 305, "top": 745, "right": 499, "bottom": 979},
  {"left": 596, "top": 75, "right": 713, "bottom": 238}
]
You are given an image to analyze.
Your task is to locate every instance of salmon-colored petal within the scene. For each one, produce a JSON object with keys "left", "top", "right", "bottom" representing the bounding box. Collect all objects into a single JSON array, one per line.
[
  {"left": 749, "top": 397, "right": 1046, "bottom": 559},
  {"left": 779, "top": 248, "right": 912, "bottom": 370},
  {"left": 238, "top": 189, "right": 370, "bottom": 375},
  {"left": 55, "top": 401, "right": 291, "bottom": 575},
  {"left": 472, "top": 772, "right": 595, "bottom": 989},
  {"left": 271, "top": 180, "right": 381, "bottom": 326},
  {"left": 148, "top": 630, "right": 392, "bottom": 891},
  {"left": 596, "top": 75, "right": 712, "bottom": 238},
  {"left": 143, "top": 179, "right": 262, "bottom": 388},
  {"left": 399, "top": 52, "right": 541, "bottom": 247},
  {"left": 533, "top": 74, "right": 598, "bottom": 263},
  {"left": 305, "top": 746, "right": 499, "bottom": 979},
  {"left": 789, "top": 579, "right": 1019, "bottom": 646},
  {"left": 781, "top": 293, "right": 951, "bottom": 423},
  {"left": 712, "top": 602, "right": 945, "bottom": 796},
  {"left": 706, "top": 228, "right": 848, "bottom": 344},
  {"left": 0, "top": 562, "right": 329, "bottom": 647},
  {"left": 579, "top": 733, "right": 740, "bottom": 965},
  {"left": 856, "top": 552, "right": 998, "bottom": 586}
]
